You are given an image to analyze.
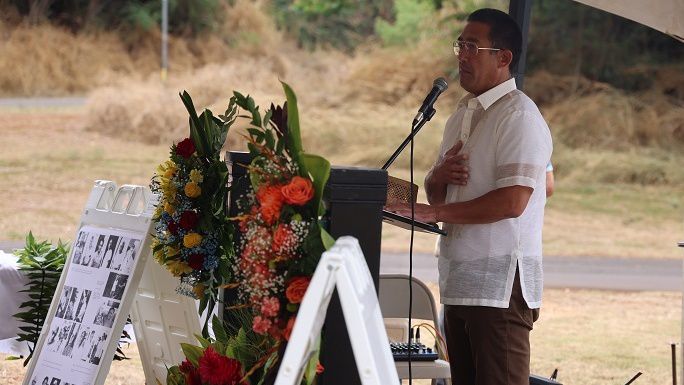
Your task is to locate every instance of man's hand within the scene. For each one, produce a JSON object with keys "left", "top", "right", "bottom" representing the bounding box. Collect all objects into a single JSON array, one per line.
[
  {"left": 385, "top": 202, "right": 438, "bottom": 223},
  {"left": 431, "top": 140, "right": 470, "bottom": 186}
]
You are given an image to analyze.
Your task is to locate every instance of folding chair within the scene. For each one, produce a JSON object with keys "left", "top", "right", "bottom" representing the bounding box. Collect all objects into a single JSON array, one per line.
[{"left": 378, "top": 274, "right": 451, "bottom": 384}]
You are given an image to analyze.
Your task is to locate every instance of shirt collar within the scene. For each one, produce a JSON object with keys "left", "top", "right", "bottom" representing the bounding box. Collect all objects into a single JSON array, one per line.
[{"left": 458, "top": 77, "right": 517, "bottom": 111}]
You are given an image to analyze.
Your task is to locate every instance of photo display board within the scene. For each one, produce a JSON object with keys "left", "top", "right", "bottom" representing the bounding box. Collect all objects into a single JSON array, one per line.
[{"left": 27, "top": 226, "right": 143, "bottom": 385}]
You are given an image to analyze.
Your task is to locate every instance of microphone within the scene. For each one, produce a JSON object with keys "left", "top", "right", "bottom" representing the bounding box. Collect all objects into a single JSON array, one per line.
[{"left": 413, "top": 77, "right": 448, "bottom": 125}]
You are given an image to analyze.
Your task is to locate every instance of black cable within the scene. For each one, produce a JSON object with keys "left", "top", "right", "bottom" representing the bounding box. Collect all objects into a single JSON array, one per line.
[{"left": 407, "top": 117, "right": 416, "bottom": 385}]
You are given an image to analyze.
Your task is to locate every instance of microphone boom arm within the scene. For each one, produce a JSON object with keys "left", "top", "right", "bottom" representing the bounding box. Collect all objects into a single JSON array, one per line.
[{"left": 381, "top": 107, "right": 436, "bottom": 170}]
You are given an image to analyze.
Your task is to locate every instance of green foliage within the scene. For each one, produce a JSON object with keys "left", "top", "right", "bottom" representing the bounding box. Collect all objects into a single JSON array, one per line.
[
  {"left": 270, "top": 0, "right": 394, "bottom": 51},
  {"left": 4, "top": 0, "right": 222, "bottom": 36},
  {"left": 12, "top": 232, "right": 68, "bottom": 366},
  {"left": 528, "top": 0, "right": 684, "bottom": 90},
  {"left": 375, "top": 0, "right": 435, "bottom": 46}
]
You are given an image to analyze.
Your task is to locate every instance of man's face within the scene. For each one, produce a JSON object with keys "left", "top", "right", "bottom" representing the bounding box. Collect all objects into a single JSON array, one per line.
[{"left": 457, "top": 21, "right": 503, "bottom": 95}]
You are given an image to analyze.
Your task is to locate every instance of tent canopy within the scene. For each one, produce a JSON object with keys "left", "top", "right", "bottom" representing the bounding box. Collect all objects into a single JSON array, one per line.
[{"left": 573, "top": 0, "right": 684, "bottom": 42}]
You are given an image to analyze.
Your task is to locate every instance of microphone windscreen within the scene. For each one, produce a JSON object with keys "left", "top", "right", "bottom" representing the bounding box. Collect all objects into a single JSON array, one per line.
[{"left": 433, "top": 77, "right": 448, "bottom": 92}]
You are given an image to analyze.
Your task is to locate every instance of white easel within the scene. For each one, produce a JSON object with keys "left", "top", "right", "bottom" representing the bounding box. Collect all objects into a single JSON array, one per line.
[
  {"left": 24, "top": 180, "right": 157, "bottom": 385},
  {"left": 275, "top": 236, "right": 400, "bottom": 385}
]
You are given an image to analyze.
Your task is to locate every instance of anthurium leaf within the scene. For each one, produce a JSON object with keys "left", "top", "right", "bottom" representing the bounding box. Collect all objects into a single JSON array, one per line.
[
  {"left": 320, "top": 227, "right": 336, "bottom": 250},
  {"left": 281, "top": 81, "right": 303, "bottom": 159},
  {"left": 300, "top": 153, "right": 331, "bottom": 217},
  {"left": 180, "top": 343, "right": 203, "bottom": 367}
]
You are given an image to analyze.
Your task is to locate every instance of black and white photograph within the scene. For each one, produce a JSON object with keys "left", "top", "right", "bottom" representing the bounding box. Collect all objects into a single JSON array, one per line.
[
  {"left": 85, "top": 331, "right": 108, "bottom": 365},
  {"left": 102, "top": 272, "right": 128, "bottom": 300},
  {"left": 80, "top": 233, "right": 104, "bottom": 267},
  {"left": 60, "top": 322, "right": 82, "bottom": 358},
  {"left": 46, "top": 320, "right": 77, "bottom": 354},
  {"left": 71, "top": 231, "right": 87, "bottom": 265},
  {"left": 90, "top": 235, "right": 116, "bottom": 268},
  {"left": 73, "top": 326, "right": 97, "bottom": 363},
  {"left": 105, "top": 236, "right": 127, "bottom": 270},
  {"left": 73, "top": 289, "right": 92, "bottom": 323},
  {"left": 93, "top": 299, "right": 119, "bottom": 328},
  {"left": 55, "top": 286, "right": 75, "bottom": 320}
]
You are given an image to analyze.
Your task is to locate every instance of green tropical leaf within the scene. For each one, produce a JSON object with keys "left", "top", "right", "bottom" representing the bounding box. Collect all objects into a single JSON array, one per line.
[
  {"left": 300, "top": 153, "right": 331, "bottom": 216},
  {"left": 281, "top": 81, "right": 303, "bottom": 161},
  {"left": 180, "top": 343, "right": 203, "bottom": 367}
]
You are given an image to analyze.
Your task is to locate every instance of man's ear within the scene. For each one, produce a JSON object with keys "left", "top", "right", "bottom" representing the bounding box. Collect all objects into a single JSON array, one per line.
[{"left": 498, "top": 50, "right": 513, "bottom": 69}]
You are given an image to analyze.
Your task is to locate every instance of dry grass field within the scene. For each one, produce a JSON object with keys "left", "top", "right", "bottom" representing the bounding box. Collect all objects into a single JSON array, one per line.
[
  {"left": 2, "top": 105, "right": 682, "bottom": 258},
  {"left": 1, "top": 288, "right": 680, "bottom": 385}
]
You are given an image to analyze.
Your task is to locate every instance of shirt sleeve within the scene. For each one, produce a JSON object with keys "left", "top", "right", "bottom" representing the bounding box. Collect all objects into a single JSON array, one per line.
[{"left": 494, "top": 110, "right": 552, "bottom": 190}]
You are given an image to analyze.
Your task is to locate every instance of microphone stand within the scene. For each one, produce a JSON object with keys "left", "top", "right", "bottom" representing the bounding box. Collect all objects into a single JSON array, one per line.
[{"left": 381, "top": 107, "right": 436, "bottom": 170}]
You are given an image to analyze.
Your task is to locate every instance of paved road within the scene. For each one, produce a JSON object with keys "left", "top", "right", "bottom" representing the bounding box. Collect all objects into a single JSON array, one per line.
[
  {"left": 380, "top": 252, "right": 683, "bottom": 292},
  {"left": 2, "top": 239, "right": 681, "bottom": 291},
  {"left": 0, "top": 97, "right": 86, "bottom": 108}
]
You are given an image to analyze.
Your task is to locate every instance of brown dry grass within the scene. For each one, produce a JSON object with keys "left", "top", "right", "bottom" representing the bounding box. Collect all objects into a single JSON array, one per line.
[
  {"left": 0, "top": 0, "right": 283, "bottom": 97},
  {"left": 1, "top": 289, "right": 679, "bottom": 385}
]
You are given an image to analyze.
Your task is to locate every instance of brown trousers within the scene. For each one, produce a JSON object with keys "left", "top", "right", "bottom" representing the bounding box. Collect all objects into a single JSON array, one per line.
[{"left": 444, "top": 269, "right": 539, "bottom": 385}]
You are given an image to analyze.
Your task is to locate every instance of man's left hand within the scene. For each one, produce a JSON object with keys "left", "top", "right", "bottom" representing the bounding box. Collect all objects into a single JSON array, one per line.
[{"left": 385, "top": 202, "right": 438, "bottom": 223}]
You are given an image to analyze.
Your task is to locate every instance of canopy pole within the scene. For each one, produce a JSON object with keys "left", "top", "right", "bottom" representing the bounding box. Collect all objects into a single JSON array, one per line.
[{"left": 508, "top": 0, "right": 532, "bottom": 90}]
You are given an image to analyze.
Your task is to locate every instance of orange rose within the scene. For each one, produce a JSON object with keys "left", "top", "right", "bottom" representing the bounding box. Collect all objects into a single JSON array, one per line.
[
  {"left": 281, "top": 176, "right": 314, "bottom": 206},
  {"left": 256, "top": 185, "right": 284, "bottom": 225},
  {"left": 285, "top": 276, "right": 310, "bottom": 304}
]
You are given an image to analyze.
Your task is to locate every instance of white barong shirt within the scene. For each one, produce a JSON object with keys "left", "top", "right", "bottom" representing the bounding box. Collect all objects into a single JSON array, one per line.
[{"left": 434, "top": 78, "right": 552, "bottom": 309}]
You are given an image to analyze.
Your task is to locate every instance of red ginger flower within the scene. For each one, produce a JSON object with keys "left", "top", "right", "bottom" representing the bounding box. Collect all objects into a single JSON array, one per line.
[
  {"left": 198, "top": 346, "right": 242, "bottom": 385},
  {"left": 179, "top": 359, "right": 201, "bottom": 385},
  {"left": 281, "top": 176, "right": 314, "bottom": 206},
  {"left": 176, "top": 138, "right": 196, "bottom": 158}
]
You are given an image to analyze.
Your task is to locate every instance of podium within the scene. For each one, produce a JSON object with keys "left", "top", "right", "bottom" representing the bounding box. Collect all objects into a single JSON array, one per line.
[{"left": 226, "top": 152, "right": 387, "bottom": 385}]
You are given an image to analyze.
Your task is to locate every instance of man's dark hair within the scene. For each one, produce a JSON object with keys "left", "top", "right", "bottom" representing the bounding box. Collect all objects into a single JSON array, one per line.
[{"left": 467, "top": 8, "right": 522, "bottom": 73}]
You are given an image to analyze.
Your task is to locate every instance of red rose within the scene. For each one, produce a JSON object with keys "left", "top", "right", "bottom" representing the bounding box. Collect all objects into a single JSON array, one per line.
[
  {"left": 285, "top": 276, "right": 310, "bottom": 304},
  {"left": 167, "top": 221, "right": 179, "bottom": 235},
  {"left": 179, "top": 211, "right": 199, "bottom": 230},
  {"left": 316, "top": 362, "right": 324, "bottom": 374},
  {"left": 198, "top": 346, "right": 242, "bottom": 385},
  {"left": 188, "top": 254, "right": 204, "bottom": 270},
  {"left": 176, "top": 138, "right": 196, "bottom": 158},
  {"left": 281, "top": 176, "right": 314, "bottom": 206},
  {"left": 256, "top": 185, "right": 284, "bottom": 225}
]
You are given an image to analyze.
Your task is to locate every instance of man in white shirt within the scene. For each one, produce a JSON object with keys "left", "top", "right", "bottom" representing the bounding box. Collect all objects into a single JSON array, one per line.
[{"left": 387, "top": 8, "right": 552, "bottom": 385}]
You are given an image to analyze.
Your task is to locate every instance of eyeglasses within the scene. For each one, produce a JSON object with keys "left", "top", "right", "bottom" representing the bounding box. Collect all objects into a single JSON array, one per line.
[{"left": 453, "top": 41, "right": 501, "bottom": 57}]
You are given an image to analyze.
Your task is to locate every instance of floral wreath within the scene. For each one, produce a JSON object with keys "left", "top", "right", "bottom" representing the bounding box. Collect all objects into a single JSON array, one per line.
[{"left": 152, "top": 82, "right": 332, "bottom": 385}]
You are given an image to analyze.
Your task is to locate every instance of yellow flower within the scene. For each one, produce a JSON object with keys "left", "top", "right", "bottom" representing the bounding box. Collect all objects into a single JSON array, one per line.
[
  {"left": 164, "top": 201, "right": 175, "bottom": 215},
  {"left": 184, "top": 182, "right": 201, "bottom": 198},
  {"left": 167, "top": 260, "right": 193, "bottom": 277},
  {"left": 183, "top": 233, "right": 203, "bottom": 248},
  {"left": 192, "top": 284, "right": 206, "bottom": 300},
  {"left": 189, "top": 169, "right": 204, "bottom": 184},
  {"left": 163, "top": 182, "right": 177, "bottom": 202},
  {"left": 156, "top": 160, "right": 177, "bottom": 178},
  {"left": 165, "top": 245, "right": 180, "bottom": 257}
]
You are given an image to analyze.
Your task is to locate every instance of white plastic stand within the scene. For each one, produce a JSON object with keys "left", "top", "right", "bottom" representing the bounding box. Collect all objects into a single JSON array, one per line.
[
  {"left": 275, "top": 236, "right": 400, "bottom": 385},
  {"left": 129, "top": 248, "right": 203, "bottom": 384},
  {"left": 24, "top": 181, "right": 157, "bottom": 385}
]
